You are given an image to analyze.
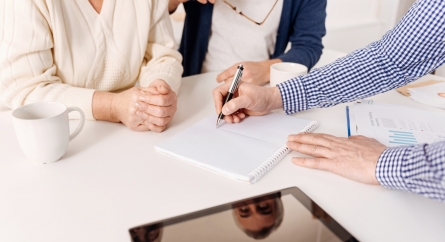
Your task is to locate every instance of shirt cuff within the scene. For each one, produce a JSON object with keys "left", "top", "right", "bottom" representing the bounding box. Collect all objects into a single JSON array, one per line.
[
  {"left": 277, "top": 77, "right": 308, "bottom": 114},
  {"left": 375, "top": 146, "right": 414, "bottom": 191},
  {"left": 62, "top": 86, "right": 96, "bottom": 120}
]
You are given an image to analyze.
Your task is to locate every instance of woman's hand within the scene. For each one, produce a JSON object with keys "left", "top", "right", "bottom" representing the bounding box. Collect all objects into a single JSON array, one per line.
[
  {"left": 216, "top": 59, "right": 282, "bottom": 86},
  {"left": 109, "top": 87, "right": 151, "bottom": 132},
  {"left": 93, "top": 80, "right": 177, "bottom": 132},
  {"left": 134, "top": 80, "right": 178, "bottom": 133},
  {"left": 288, "top": 133, "right": 387, "bottom": 185}
]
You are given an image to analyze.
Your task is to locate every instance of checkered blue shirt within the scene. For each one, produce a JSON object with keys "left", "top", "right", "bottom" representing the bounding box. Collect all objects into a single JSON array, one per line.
[{"left": 277, "top": 0, "right": 445, "bottom": 201}]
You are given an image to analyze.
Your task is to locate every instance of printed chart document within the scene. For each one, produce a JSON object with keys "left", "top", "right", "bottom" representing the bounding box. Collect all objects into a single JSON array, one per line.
[
  {"left": 155, "top": 113, "right": 318, "bottom": 184},
  {"left": 349, "top": 101, "right": 445, "bottom": 147}
]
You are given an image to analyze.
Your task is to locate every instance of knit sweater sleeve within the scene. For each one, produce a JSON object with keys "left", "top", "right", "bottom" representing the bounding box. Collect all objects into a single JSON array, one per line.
[
  {"left": 0, "top": 0, "right": 96, "bottom": 120},
  {"left": 138, "top": 0, "right": 184, "bottom": 94}
]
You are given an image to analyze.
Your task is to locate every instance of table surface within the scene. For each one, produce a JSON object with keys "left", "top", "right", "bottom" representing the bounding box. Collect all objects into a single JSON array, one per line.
[{"left": 1, "top": 50, "right": 445, "bottom": 242}]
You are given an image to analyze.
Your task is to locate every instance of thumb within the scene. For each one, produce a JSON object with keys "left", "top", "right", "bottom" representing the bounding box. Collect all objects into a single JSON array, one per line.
[
  {"left": 222, "top": 96, "right": 251, "bottom": 115},
  {"left": 157, "top": 85, "right": 170, "bottom": 95}
]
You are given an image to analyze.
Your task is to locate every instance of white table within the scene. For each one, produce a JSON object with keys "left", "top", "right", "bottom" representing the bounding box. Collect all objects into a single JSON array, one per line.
[{"left": 1, "top": 53, "right": 445, "bottom": 242}]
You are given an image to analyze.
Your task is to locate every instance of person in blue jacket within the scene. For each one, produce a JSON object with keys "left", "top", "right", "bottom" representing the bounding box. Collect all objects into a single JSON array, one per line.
[{"left": 169, "top": 0, "right": 326, "bottom": 85}]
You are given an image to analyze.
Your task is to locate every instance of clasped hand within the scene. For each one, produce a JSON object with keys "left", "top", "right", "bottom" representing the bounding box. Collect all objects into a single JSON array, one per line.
[{"left": 112, "top": 79, "right": 177, "bottom": 132}]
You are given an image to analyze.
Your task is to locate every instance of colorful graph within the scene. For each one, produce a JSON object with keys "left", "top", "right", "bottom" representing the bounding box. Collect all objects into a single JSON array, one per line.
[{"left": 388, "top": 130, "right": 418, "bottom": 145}]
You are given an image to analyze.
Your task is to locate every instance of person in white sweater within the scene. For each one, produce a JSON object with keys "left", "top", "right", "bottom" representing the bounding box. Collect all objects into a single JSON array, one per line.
[{"left": 0, "top": 0, "right": 183, "bottom": 132}]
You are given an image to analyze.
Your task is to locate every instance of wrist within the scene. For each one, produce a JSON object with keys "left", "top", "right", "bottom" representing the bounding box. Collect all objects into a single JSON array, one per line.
[
  {"left": 268, "top": 86, "right": 283, "bottom": 110},
  {"left": 92, "top": 92, "right": 119, "bottom": 122}
]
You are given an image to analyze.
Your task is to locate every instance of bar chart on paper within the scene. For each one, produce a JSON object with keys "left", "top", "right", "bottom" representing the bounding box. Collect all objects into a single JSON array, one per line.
[
  {"left": 350, "top": 101, "right": 445, "bottom": 147},
  {"left": 388, "top": 130, "right": 418, "bottom": 145}
]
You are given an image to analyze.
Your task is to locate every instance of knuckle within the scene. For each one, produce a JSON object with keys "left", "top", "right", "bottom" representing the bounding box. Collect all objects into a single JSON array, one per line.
[
  {"left": 313, "top": 158, "right": 322, "bottom": 167},
  {"left": 157, "top": 108, "right": 167, "bottom": 117},
  {"left": 311, "top": 145, "right": 319, "bottom": 153}
]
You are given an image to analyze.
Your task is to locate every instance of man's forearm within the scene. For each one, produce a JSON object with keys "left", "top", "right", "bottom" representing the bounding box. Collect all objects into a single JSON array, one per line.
[
  {"left": 376, "top": 141, "right": 445, "bottom": 201},
  {"left": 277, "top": 0, "right": 445, "bottom": 114}
]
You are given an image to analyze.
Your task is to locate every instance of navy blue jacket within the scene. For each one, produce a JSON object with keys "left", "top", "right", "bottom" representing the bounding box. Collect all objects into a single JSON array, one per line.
[{"left": 179, "top": 0, "right": 327, "bottom": 77}]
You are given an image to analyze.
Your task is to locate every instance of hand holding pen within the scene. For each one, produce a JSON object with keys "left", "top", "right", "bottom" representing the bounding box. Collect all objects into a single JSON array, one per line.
[
  {"left": 216, "top": 64, "right": 244, "bottom": 127},
  {"left": 212, "top": 69, "right": 284, "bottom": 126}
]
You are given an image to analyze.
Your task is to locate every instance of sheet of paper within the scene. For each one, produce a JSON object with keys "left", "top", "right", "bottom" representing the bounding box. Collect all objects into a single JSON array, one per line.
[
  {"left": 218, "top": 113, "right": 315, "bottom": 146},
  {"left": 155, "top": 113, "right": 316, "bottom": 182},
  {"left": 408, "top": 82, "right": 445, "bottom": 109},
  {"left": 396, "top": 80, "right": 444, "bottom": 96},
  {"left": 352, "top": 104, "right": 445, "bottom": 147}
]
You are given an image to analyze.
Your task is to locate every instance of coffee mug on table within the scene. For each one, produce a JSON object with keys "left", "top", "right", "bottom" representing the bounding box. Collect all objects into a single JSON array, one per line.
[
  {"left": 12, "top": 102, "right": 85, "bottom": 164},
  {"left": 270, "top": 62, "right": 308, "bottom": 87}
]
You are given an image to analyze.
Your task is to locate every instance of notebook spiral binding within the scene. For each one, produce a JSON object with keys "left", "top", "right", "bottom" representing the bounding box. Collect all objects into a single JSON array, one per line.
[{"left": 247, "top": 121, "right": 318, "bottom": 184}]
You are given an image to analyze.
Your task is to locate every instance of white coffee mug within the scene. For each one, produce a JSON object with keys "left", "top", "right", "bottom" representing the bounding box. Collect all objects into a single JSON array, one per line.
[
  {"left": 12, "top": 102, "right": 85, "bottom": 164},
  {"left": 270, "top": 62, "right": 308, "bottom": 87}
]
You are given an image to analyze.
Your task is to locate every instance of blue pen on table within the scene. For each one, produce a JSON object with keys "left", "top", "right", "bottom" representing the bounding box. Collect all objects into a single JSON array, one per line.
[{"left": 346, "top": 106, "right": 351, "bottom": 137}]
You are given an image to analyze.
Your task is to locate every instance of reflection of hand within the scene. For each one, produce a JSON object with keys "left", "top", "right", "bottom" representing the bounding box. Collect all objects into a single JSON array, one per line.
[
  {"left": 216, "top": 60, "right": 281, "bottom": 86},
  {"left": 287, "top": 134, "right": 387, "bottom": 184},
  {"left": 212, "top": 81, "right": 283, "bottom": 123},
  {"left": 438, "top": 93, "right": 445, "bottom": 98},
  {"left": 134, "top": 80, "right": 178, "bottom": 133}
]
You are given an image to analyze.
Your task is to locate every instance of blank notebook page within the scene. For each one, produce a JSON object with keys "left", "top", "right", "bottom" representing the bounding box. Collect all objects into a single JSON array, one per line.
[{"left": 155, "top": 113, "right": 317, "bottom": 183}]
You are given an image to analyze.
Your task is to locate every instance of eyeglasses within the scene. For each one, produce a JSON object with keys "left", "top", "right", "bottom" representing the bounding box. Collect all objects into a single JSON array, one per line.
[{"left": 221, "top": 0, "right": 279, "bottom": 26}]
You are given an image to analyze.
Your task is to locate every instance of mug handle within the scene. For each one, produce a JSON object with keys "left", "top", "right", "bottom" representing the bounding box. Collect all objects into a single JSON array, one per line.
[{"left": 67, "top": 107, "right": 85, "bottom": 142}]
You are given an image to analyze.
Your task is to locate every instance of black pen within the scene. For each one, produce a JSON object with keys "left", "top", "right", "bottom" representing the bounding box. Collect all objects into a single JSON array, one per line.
[{"left": 216, "top": 64, "right": 244, "bottom": 127}]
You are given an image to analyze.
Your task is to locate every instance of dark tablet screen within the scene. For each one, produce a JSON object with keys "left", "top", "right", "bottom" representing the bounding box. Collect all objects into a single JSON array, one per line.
[{"left": 129, "top": 187, "right": 357, "bottom": 242}]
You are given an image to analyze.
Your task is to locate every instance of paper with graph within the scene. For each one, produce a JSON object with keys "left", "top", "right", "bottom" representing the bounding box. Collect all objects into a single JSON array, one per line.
[
  {"left": 155, "top": 113, "right": 318, "bottom": 184},
  {"left": 350, "top": 102, "right": 445, "bottom": 146}
]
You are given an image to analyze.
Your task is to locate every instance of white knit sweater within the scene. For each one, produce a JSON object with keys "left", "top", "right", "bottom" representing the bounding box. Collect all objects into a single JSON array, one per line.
[{"left": 0, "top": 0, "right": 183, "bottom": 120}]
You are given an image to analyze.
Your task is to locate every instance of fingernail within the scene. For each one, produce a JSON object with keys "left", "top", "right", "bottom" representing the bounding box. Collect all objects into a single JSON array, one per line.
[
  {"left": 134, "top": 102, "right": 141, "bottom": 109},
  {"left": 138, "top": 96, "right": 145, "bottom": 101}
]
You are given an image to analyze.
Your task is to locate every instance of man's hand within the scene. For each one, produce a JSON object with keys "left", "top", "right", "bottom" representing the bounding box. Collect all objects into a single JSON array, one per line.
[
  {"left": 216, "top": 60, "right": 282, "bottom": 85},
  {"left": 287, "top": 133, "right": 387, "bottom": 185},
  {"left": 133, "top": 80, "right": 177, "bottom": 133},
  {"left": 212, "top": 81, "right": 283, "bottom": 123}
]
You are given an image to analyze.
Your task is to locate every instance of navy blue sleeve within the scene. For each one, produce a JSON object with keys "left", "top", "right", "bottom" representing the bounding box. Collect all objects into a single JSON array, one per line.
[{"left": 278, "top": 0, "right": 326, "bottom": 70}]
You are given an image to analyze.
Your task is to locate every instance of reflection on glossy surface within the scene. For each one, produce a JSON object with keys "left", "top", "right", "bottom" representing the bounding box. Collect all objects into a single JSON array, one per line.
[
  {"left": 129, "top": 188, "right": 355, "bottom": 242},
  {"left": 233, "top": 194, "right": 284, "bottom": 240},
  {"left": 130, "top": 223, "right": 163, "bottom": 242}
]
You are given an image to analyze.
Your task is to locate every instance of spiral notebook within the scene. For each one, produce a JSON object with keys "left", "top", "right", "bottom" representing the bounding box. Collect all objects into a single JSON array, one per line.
[{"left": 155, "top": 113, "right": 318, "bottom": 184}]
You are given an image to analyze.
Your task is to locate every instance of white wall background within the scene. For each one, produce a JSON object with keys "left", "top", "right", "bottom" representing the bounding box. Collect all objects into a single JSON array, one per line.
[{"left": 323, "top": 0, "right": 415, "bottom": 53}]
